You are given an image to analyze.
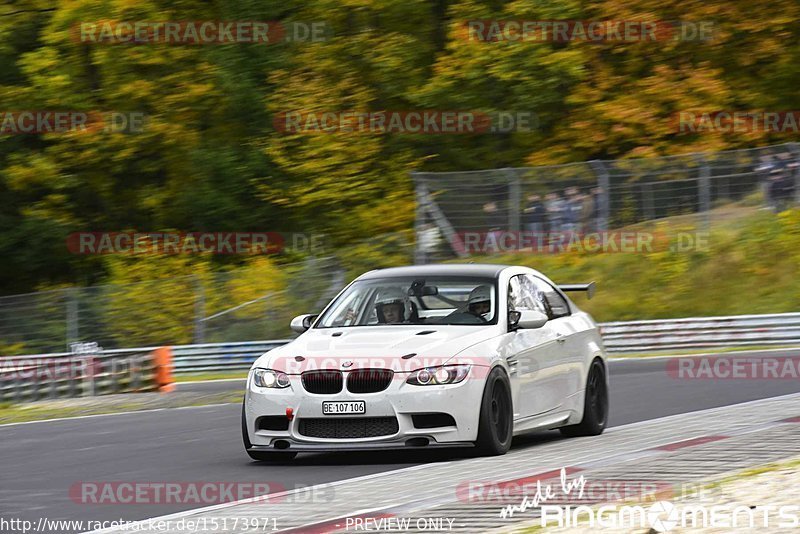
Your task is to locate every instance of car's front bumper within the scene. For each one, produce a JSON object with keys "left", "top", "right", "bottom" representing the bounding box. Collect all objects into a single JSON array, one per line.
[
  {"left": 247, "top": 441, "right": 474, "bottom": 452},
  {"left": 243, "top": 367, "right": 488, "bottom": 452}
]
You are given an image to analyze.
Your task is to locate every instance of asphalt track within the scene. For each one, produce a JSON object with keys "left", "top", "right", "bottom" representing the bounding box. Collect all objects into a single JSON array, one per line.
[{"left": 2, "top": 350, "right": 799, "bottom": 533}]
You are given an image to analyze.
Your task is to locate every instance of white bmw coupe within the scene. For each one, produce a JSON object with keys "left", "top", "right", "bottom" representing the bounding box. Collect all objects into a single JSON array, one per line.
[{"left": 243, "top": 264, "right": 608, "bottom": 460}]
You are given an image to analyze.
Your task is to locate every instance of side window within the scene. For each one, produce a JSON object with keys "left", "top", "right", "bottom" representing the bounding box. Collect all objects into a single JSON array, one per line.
[
  {"left": 526, "top": 275, "right": 570, "bottom": 319},
  {"left": 508, "top": 275, "right": 548, "bottom": 315}
]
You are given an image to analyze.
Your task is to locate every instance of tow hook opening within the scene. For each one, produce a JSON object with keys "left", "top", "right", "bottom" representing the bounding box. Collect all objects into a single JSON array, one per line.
[
  {"left": 405, "top": 437, "right": 430, "bottom": 447},
  {"left": 274, "top": 440, "right": 291, "bottom": 450}
]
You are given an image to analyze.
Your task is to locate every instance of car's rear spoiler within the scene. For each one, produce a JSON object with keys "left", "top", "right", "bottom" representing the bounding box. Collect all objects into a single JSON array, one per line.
[{"left": 559, "top": 282, "right": 596, "bottom": 300}]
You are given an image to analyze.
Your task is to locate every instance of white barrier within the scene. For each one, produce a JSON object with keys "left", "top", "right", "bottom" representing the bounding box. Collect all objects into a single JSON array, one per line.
[
  {"left": 3, "top": 312, "right": 799, "bottom": 401},
  {"left": 600, "top": 312, "right": 800, "bottom": 352}
]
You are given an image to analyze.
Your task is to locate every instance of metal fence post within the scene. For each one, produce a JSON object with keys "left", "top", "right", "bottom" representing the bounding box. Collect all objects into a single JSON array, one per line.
[
  {"left": 643, "top": 183, "right": 655, "bottom": 221},
  {"left": 66, "top": 288, "right": 78, "bottom": 351},
  {"left": 788, "top": 142, "right": 800, "bottom": 204},
  {"left": 193, "top": 276, "right": 205, "bottom": 344},
  {"left": 413, "top": 172, "right": 426, "bottom": 264},
  {"left": 590, "top": 160, "right": 610, "bottom": 231},
  {"left": 82, "top": 356, "right": 95, "bottom": 397},
  {"left": 696, "top": 155, "right": 711, "bottom": 230},
  {"left": 507, "top": 169, "right": 521, "bottom": 232}
]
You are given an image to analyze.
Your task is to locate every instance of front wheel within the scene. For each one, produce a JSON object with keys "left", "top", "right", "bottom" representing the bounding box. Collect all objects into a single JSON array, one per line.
[
  {"left": 242, "top": 403, "right": 297, "bottom": 462},
  {"left": 560, "top": 359, "right": 608, "bottom": 437},
  {"left": 474, "top": 367, "right": 513, "bottom": 456}
]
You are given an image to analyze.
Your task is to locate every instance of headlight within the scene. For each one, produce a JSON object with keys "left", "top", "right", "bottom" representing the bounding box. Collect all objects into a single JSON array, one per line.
[
  {"left": 252, "top": 368, "right": 291, "bottom": 389},
  {"left": 406, "top": 365, "right": 470, "bottom": 386}
]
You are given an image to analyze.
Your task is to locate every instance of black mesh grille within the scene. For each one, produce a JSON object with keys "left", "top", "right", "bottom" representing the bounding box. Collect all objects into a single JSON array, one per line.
[
  {"left": 412, "top": 413, "right": 456, "bottom": 429},
  {"left": 301, "top": 370, "right": 343, "bottom": 394},
  {"left": 346, "top": 369, "right": 393, "bottom": 393},
  {"left": 298, "top": 417, "right": 399, "bottom": 439},
  {"left": 256, "top": 416, "right": 290, "bottom": 431}
]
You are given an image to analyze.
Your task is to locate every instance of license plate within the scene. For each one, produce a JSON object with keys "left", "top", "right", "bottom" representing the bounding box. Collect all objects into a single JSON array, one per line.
[{"left": 322, "top": 401, "right": 366, "bottom": 415}]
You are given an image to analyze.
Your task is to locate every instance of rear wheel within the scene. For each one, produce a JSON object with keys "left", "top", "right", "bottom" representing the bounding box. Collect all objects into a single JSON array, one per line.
[
  {"left": 475, "top": 367, "right": 513, "bottom": 456},
  {"left": 242, "top": 403, "right": 298, "bottom": 462},
  {"left": 560, "top": 359, "right": 608, "bottom": 437}
]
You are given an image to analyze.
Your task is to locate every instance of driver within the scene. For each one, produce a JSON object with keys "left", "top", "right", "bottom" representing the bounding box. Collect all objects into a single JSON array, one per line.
[
  {"left": 375, "top": 288, "right": 410, "bottom": 324},
  {"left": 467, "top": 285, "right": 492, "bottom": 319}
]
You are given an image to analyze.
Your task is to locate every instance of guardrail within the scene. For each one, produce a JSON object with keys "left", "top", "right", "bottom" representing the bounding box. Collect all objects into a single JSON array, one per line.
[
  {"left": 0, "top": 347, "right": 157, "bottom": 403},
  {"left": 2, "top": 312, "right": 799, "bottom": 402},
  {"left": 599, "top": 312, "right": 800, "bottom": 353},
  {"left": 171, "top": 340, "right": 292, "bottom": 373}
]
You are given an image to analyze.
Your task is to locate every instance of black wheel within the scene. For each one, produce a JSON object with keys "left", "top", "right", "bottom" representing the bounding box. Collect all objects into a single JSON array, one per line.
[
  {"left": 242, "top": 403, "right": 297, "bottom": 462},
  {"left": 475, "top": 367, "right": 513, "bottom": 456},
  {"left": 560, "top": 359, "right": 608, "bottom": 437}
]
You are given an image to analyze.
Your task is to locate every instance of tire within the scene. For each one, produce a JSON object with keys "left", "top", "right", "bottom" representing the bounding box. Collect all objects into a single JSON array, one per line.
[
  {"left": 242, "top": 403, "right": 298, "bottom": 462},
  {"left": 560, "top": 359, "right": 608, "bottom": 438},
  {"left": 474, "top": 367, "right": 513, "bottom": 456}
]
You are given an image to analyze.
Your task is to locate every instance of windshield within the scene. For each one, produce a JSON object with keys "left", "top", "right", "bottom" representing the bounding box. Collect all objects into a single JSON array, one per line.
[{"left": 315, "top": 276, "right": 498, "bottom": 327}]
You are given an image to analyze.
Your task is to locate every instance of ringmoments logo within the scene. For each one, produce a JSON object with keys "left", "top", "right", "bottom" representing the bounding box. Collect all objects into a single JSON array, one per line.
[
  {"left": 493, "top": 469, "right": 800, "bottom": 531},
  {"left": 539, "top": 501, "right": 800, "bottom": 531}
]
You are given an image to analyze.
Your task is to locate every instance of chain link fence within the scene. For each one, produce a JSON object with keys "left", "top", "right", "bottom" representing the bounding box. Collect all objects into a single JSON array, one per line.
[
  {"left": 3, "top": 143, "right": 799, "bottom": 355},
  {"left": 413, "top": 143, "right": 800, "bottom": 262},
  {"left": 0, "top": 257, "right": 345, "bottom": 356}
]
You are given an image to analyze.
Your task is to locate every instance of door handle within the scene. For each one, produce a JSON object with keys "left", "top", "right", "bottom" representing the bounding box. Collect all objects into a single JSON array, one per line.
[{"left": 556, "top": 334, "right": 566, "bottom": 344}]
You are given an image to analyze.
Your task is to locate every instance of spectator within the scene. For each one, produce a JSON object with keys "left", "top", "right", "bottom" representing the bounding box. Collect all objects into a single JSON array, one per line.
[
  {"left": 769, "top": 169, "right": 788, "bottom": 212},
  {"left": 580, "top": 191, "right": 595, "bottom": 232},
  {"left": 483, "top": 201, "right": 505, "bottom": 242},
  {"left": 563, "top": 187, "right": 582, "bottom": 233},
  {"left": 788, "top": 160, "right": 799, "bottom": 206},
  {"left": 523, "top": 193, "right": 546, "bottom": 235},
  {"left": 775, "top": 168, "right": 796, "bottom": 212},
  {"left": 590, "top": 186, "right": 606, "bottom": 231},
  {"left": 755, "top": 155, "right": 775, "bottom": 209},
  {"left": 775, "top": 151, "right": 792, "bottom": 172},
  {"left": 545, "top": 192, "right": 565, "bottom": 233}
]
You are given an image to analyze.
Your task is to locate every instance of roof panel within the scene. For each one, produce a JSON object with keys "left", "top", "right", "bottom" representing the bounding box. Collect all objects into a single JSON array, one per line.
[{"left": 356, "top": 263, "right": 511, "bottom": 280}]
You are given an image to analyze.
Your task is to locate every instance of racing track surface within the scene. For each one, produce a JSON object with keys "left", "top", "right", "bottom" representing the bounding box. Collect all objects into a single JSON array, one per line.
[{"left": 2, "top": 350, "right": 800, "bottom": 533}]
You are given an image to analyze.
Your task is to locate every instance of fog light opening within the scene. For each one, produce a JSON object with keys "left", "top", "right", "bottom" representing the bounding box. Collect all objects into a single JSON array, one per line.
[
  {"left": 274, "top": 440, "right": 291, "bottom": 450},
  {"left": 405, "top": 437, "right": 429, "bottom": 447}
]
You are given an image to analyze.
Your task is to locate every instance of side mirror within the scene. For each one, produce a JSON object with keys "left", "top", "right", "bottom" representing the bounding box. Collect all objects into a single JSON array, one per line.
[
  {"left": 290, "top": 314, "right": 317, "bottom": 333},
  {"left": 514, "top": 310, "right": 549, "bottom": 330}
]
